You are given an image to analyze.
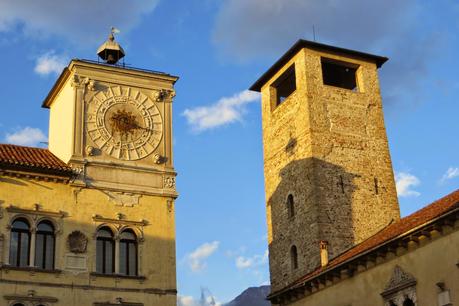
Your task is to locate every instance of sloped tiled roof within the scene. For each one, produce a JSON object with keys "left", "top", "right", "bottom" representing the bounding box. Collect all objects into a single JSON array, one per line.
[
  {"left": 271, "top": 189, "right": 459, "bottom": 298},
  {"left": 0, "top": 144, "right": 73, "bottom": 176}
]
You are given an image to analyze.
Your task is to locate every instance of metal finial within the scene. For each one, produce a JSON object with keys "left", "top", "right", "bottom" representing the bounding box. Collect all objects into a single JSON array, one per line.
[{"left": 97, "top": 27, "right": 125, "bottom": 65}]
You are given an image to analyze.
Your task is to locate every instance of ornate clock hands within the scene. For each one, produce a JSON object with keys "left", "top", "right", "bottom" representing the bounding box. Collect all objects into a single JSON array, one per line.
[{"left": 110, "top": 110, "right": 141, "bottom": 134}]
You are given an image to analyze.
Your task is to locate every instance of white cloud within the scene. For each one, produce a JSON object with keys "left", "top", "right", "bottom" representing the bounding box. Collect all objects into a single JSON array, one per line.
[
  {"left": 440, "top": 167, "right": 459, "bottom": 183},
  {"left": 186, "top": 241, "right": 219, "bottom": 272},
  {"left": 34, "top": 52, "right": 68, "bottom": 76},
  {"left": 177, "top": 291, "right": 223, "bottom": 306},
  {"left": 0, "top": 1, "right": 159, "bottom": 44},
  {"left": 5, "top": 127, "right": 47, "bottom": 147},
  {"left": 211, "top": 0, "right": 446, "bottom": 108},
  {"left": 182, "top": 90, "right": 260, "bottom": 132},
  {"left": 395, "top": 172, "right": 421, "bottom": 197},
  {"left": 177, "top": 296, "right": 197, "bottom": 306},
  {"left": 235, "top": 249, "right": 268, "bottom": 270}
]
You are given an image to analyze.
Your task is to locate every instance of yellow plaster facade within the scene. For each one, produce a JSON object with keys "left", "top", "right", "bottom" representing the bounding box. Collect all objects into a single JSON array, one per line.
[{"left": 0, "top": 59, "right": 179, "bottom": 306}]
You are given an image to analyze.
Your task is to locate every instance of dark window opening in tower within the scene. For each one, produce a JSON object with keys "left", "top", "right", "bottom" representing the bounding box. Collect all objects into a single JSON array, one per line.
[
  {"left": 290, "top": 245, "right": 298, "bottom": 270},
  {"left": 272, "top": 64, "right": 296, "bottom": 106},
  {"left": 321, "top": 58, "right": 358, "bottom": 91},
  {"left": 374, "top": 177, "right": 379, "bottom": 195},
  {"left": 287, "top": 194, "right": 295, "bottom": 218}
]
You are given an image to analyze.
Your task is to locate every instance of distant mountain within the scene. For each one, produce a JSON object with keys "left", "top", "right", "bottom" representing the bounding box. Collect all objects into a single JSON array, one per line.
[{"left": 225, "top": 286, "right": 271, "bottom": 306}]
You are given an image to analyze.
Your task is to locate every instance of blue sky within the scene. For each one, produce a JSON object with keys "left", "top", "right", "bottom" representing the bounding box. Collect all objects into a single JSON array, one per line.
[{"left": 0, "top": 1, "right": 458, "bottom": 305}]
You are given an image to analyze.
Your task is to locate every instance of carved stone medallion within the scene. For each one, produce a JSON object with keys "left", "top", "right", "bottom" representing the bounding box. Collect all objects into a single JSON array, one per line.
[
  {"left": 67, "top": 231, "right": 88, "bottom": 253},
  {"left": 86, "top": 85, "right": 163, "bottom": 160}
]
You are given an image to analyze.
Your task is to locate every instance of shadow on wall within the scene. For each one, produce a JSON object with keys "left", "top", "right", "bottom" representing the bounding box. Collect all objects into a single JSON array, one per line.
[{"left": 267, "top": 157, "right": 358, "bottom": 287}]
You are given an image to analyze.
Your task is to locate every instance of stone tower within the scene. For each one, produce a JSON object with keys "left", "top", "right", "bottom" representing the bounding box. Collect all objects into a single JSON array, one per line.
[{"left": 250, "top": 40, "right": 400, "bottom": 291}]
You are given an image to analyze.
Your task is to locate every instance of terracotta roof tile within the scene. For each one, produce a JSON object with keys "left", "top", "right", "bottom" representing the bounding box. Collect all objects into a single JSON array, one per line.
[
  {"left": 271, "top": 189, "right": 459, "bottom": 297},
  {"left": 0, "top": 144, "right": 72, "bottom": 176}
]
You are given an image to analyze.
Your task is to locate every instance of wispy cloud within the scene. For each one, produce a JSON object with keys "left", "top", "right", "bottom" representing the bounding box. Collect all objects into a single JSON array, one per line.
[
  {"left": 235, "top": 249, "right": 268, "bottom": 269},
  {"left": 5, "top": 127, "right": 47, "bottom": 147},
  {"left": 34, "top": 52, "right": 68, "bottom": 76},
  {"left": 395, "top": 171, "right": 421, "bottom": 197},
  {"left": 177, "top": 293, "right": 223, "bottom": 306},
  {"left": 186, "top": 241, "right": 219, "bottom": 272},
  {"left": 182, "top": 90, "right": 260, "bottom": 132},
  {"left": 0, "top": 1, "right": 159, "bottom": 43},
  {"left": 440, "top": 167, "right": 459, "bottom": 183}
]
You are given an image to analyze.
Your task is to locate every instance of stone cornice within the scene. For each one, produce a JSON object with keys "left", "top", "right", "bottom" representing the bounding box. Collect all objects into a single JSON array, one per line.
[
  {"left": 0, "top": 278, "right": 177, "bottom": 295},
  {"left": 0, "top": 168, "right": 71, "bottom": 183}
]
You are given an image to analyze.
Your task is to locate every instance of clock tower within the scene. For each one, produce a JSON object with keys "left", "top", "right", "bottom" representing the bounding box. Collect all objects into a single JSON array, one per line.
[
  {"left": 36, "top": 31, "right": 179, "bottom": 305},
  {"left": 44, "top": 32, "right": 178, "bottom": 198}
]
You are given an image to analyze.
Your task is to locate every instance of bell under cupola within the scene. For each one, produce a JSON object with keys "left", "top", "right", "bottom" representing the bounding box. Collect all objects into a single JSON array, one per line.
[{"left": 96, "top": 27, "right": 125, "bottom": 65}]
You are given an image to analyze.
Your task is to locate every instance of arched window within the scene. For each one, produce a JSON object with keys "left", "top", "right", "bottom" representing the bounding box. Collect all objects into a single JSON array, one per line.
[
  {"left": 96, "top": 227, "right": 115, "bottom": 274},
  {"left": 290, "top": 245, "right": 298, "bottom": 270},
  {"left": 287, "top": 194, "right": 295, "bottom": 218},
  {"left": 35, "top": 220, "right": 55, "bottom": 270},
  {"left": 12, "top": 303, "right": 26, "bottom": 306},
  {"left": 119, "top": 229, "right": 138, "bottom": 276},
  {"left": 9, "top": 218, "right": 31, "bottom": 267}
]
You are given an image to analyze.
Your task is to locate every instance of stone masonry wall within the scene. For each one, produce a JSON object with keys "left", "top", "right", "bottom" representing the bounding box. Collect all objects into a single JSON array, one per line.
[{"left": 260, "top": 48, "right": 400, "bottom": 292}]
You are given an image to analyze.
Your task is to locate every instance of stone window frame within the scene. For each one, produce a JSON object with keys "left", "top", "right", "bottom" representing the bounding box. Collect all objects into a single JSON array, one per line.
[
  {"left": 3, "top": 214, "right": 61, "bottom": 271},
  {"left": 4, "top": 291, "right": 58, "bottom": 306},
  {"left": 92, "top": 223, "right": 144, "bottom": 278},
  {"left": 381, "top": 265, "right": 418, "bottom": 306}
]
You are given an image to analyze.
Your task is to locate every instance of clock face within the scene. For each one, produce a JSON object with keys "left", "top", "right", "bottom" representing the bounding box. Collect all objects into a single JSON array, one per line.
[{"left": 86, "top": 86, "right": 163, "bottom": 160}]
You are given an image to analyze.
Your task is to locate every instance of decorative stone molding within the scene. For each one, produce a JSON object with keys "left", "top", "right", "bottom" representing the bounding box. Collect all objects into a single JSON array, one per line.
[
  {"left": 67, "top": 231, "right": 88, "bottom": 253},
  {"left": 382, "top": 265, "right": 417, "bottom": 294},
  {"left": 153, "top": 153, "right": 167, "bottom": 164},
  {"left": 164, "top": 176, "right": 175, "bottom": 189},
  {"left": 86, "top": 78, "right": 96, "bottom": 91},
  {"left": 106, "top": 191, "right": 141, "bottom": 207},
  {"left": 70, "top": 74, "right": 86, "bottom": 89},
  {"left": 70, "top": 74, "right": 96, "bottom": 91},
  {"left": 381, "top": 266, "right": 417, "bottom": 306},
  {"left": 153, "top": 89, "right": 175, "bottom": 102},
  {"left": 92, "top": 215, "right": 148, "bottom": 227},
  {"left": 4, "top": 291, "right": 58, "bottom": 303},
  {"left": 6, "top": 205, "right": 66, "bottom": 218},
  {"left": 86, "top": 145, "right": 96, "bottom": 156},
  {"left": 94, "top": 298, "right": 143, "bottom": 306}
]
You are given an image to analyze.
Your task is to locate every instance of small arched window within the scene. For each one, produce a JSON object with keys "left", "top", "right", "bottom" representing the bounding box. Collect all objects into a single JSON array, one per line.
[
  {"left": 9, "top": 218, "right": 31, "bottom": 267},
  {"left": 119, "top": 229, "right": 138, "bottom": 276},
  {"left": 96, "top": 227, "right": 115, "bottom": 274},
  {"left": 287, "top": 194, "right": 295, "bottom": 218},
  {"left": 290, "top": 245, "right": 298, "bottom": 270},
  {"left": 35, "top": 220, "right": 55, "bottom": 270},
  {"left": 12, "top": 303, "right": 26, "bottom": 306}
]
